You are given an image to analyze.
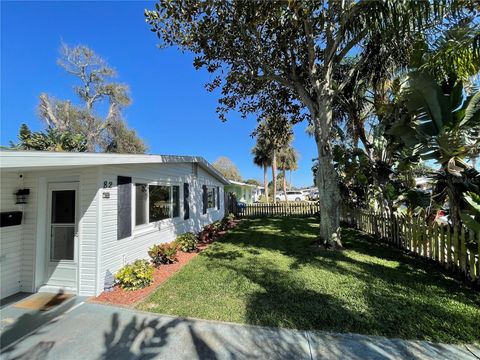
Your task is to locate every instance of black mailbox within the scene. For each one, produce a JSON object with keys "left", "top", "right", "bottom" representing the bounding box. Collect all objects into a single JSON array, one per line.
[{"left": 0, "top": 211, "right": 23, "bottom": 227}]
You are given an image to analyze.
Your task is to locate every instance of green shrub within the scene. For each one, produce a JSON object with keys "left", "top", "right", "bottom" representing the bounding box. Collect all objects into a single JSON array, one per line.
[
  {"left": 148, "top": 243, "right": 178, "bottom": 266},
  {"left": 175, "top": 232, "right": 198, "bottom": 252},
  {"left": 198, "top": 222, "right": 220, "bottom": 243},
  {"left": 211, "top": 221, "right": 221, "bottom": 231},
  {"left": 115, "top": 259, "right": 153, "bottom": 291},
  {"left": 220, "top": 214, "right": 236, "bottom": 231}
]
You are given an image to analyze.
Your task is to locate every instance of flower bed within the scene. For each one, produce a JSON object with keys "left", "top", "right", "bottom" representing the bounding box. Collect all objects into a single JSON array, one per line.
[
  {"left": 91, "top": 244, "right": 209, "bottom": 306},
  {"left": 91, "top": 217, "right": 240, "bottom": 307}
]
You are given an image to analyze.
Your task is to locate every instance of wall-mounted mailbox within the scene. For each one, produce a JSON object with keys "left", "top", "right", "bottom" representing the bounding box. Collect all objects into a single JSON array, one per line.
[{"left": 0, "top": 211, "right": 23, "bottom": 227}]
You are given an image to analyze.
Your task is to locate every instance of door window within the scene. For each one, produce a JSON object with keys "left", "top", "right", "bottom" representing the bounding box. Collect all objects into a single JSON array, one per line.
[{"left": 50, "top": 190, "right": 75, "bottom": 261}]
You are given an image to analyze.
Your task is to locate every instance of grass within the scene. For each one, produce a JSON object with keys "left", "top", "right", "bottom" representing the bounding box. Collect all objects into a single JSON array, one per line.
[{"left": 137, "top": 217, "right": 480, "bottom": 343}]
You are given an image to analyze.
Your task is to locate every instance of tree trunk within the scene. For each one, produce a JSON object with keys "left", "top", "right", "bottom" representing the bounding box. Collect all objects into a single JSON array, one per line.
[
  {"left": 312, "top": 95, "right": 342, "bottom": 249},
  {"left": 272, "top": 149, "right": 277, "bottom": 203},
  {"left": 283, "top": 165, "right": 288, "bottom": 201},
  {"left": 446, "top": 171, "right": 462, "bottom": 228},
  {"left": 263, "top": 163, "right": 269, "bottom": 202},
  {"left": 289, "top": 170, "right": 292, "bottom": 190}
]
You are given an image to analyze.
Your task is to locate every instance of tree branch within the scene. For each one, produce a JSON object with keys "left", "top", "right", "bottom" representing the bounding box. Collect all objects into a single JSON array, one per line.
[{"left": 335, "top": 29, "right": 367, "bottom": 62}]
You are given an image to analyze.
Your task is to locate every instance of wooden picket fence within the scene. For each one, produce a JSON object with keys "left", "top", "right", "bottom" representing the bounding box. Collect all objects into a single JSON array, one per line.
[
  {"left": 235, "top": 202, "right": 320, "bottom": 218},
  {"left": 349, "top": 210, "right": 480, "bottom": 283}
]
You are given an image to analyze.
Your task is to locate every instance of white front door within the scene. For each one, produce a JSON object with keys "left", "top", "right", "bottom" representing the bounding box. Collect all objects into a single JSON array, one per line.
[{"left": 44, "top": 182, "right": 79, "bottom": 292}]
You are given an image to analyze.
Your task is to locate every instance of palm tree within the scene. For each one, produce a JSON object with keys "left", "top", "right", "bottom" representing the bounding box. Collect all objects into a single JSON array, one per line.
[
  {"left": 252, "top": 138, "right": 271, "bottom": 202},
  {"left": 390, "top": 72, "right": 480, "bottom": 226},
  {"left": 255, "top": 117, "right": 292, "bottom": 203},
  {"left": 278, "top": 146, "right": 298, "bottom": 201}
]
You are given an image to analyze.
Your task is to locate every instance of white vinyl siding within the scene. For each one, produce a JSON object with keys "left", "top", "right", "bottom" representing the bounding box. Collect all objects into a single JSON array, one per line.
[
  {"left": 0, "top": 172, "right": 24, "bottom": 298},
  {"left": 78, "top": 168, "right": 100, "bottom": 296},
  {"left": 97, "top": 163, "right": 224, "bottom": 295},
  {"left": 0, "top": 159, "right": 224, "bottom": 299},
  {"left": 20, "top": 173, "right": 37, "bottom": 293}
]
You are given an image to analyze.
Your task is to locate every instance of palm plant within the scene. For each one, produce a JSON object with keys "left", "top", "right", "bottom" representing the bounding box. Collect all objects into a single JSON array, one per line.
[
  {"left": 252, "top": 138, "right": 271, "bottom": 202},
  {"left": 11, "top": 124, "right": 87, "bottom": 152},
  {"left": 390, "top": 72, "right": 480, "bottom": 226},
  {"left": 255, "top": 117, "right": 292, "bottom": 203},
  {"left": 461, "top": 191, "right": 480, "bottom": 232},
  {"left": 277, "top": 146, "right": 298, "bottom": 201}
]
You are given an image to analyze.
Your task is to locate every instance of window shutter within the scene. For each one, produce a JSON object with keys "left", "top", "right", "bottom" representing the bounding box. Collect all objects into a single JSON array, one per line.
[
  {"left": 183, "top": 183, "right": 190, "bottom": 220},
  {"left": 217, "top": 186, "right": 220, "bottom": 209},
  {"left": 202, "top": 185, "right": 207, "bottom": 214},
  {"left": 117, "top": 176, "right": 132, "bottom": 240}
]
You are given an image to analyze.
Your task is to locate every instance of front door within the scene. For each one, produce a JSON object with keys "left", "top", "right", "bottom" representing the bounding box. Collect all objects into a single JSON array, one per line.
[{"left": 44, "top": 182, "right": 79, "bottom": 292}]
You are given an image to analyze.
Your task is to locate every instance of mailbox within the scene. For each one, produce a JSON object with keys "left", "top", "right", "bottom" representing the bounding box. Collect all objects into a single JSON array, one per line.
[{"left": 0, "top": 211, "right": 23, "bottom": 227}]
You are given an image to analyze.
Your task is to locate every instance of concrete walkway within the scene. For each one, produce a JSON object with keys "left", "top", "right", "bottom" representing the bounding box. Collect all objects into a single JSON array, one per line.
[{"left": 1, "top": 298, "right": 479, "bottom": 360}]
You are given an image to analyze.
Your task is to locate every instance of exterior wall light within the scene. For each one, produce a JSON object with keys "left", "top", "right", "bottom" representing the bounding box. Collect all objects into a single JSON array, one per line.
[{"left": 15, "top": 188, "right": 30, "bottom": 204}]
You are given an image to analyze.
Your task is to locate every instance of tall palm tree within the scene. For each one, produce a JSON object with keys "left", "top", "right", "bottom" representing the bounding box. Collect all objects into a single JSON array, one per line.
[
  {"left": 278, "top": 146, "right": 298, "bottom": 201},
  {"left": 252, "top": 138, "right": 271, "bottom": 202},
  {"left": 255, "top": 116, "right": 292, "bottom": 203}
]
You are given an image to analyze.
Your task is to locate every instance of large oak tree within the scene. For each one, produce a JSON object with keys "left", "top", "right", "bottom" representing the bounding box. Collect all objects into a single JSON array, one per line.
[{"left": 146, "top": 0, "right": 470, "bottom": 248}]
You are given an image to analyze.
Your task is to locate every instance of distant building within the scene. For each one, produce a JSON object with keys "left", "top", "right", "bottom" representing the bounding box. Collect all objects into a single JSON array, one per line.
[
  {"left": 415, "top": 177, "right": 434, "bottom": 191},
  {"left": 225, "top": 180, "right": 264, "bottom": 204}
]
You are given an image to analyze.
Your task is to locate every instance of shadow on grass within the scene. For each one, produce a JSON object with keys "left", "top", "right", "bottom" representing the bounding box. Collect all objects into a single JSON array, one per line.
[{"left": 208, "top": 217, "right": 480, "bottom": 343}]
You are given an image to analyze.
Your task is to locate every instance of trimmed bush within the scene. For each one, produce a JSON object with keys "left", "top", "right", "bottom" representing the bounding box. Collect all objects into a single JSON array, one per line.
[
  {"left": 220, "top": 214, "right": 236, "bottom": 230},
  {"left": 115, "top": 259, "right": 153, "bottom": 291},
  {"left": 175, "top": 232, "right": 198, "bottom": 252},
  {"left": 148, "top": 243, "right": 178, "bottom": 266}
]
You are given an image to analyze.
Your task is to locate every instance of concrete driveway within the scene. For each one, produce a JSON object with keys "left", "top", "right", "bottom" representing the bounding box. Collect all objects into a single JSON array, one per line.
[{"left": 1, "top": 295, "right": 479, "bottom": 360}]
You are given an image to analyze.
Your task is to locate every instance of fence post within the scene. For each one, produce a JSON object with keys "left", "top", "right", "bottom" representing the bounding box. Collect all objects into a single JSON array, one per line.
[
  {"left": 439, "top": 225, "right": 445, "bottom": 265},
  {"left": 453, "top": 226, "right": 459, "bottom": 269},
  {"left": 422, "top": 221, "right": 428, "bottom": 258}
]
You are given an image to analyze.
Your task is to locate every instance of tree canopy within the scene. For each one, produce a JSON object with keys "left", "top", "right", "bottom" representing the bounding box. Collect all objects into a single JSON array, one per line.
[
  {"left": 146, "top": 0, "right": 478, "bottom": 247},
  {"left": 213, "top": 156, "right": 242, "bottom": 181},
  {"left": 10, "top": 124, "right": 87, "bottom": 152},
  {"left": 38, "top": 43, "right": 147, "bottom": 153}
]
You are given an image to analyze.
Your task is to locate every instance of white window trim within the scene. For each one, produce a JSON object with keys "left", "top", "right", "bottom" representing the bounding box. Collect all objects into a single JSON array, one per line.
[
  {"left": 205, "top": 184, "right": 221, "bottom": 213},
  {"left": 132, "top": 178, "right": 182, "bottom": 232}
]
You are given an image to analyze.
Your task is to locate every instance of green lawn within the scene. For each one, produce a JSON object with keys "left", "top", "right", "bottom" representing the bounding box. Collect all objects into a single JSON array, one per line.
[{"left": 138, "top": 217, "right": 480, "bottom": 343}]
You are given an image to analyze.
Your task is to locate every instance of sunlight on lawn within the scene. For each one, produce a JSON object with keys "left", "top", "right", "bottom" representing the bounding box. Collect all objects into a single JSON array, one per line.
[{"left": 138, "top": 217, "right": 480, "bottom": 344}]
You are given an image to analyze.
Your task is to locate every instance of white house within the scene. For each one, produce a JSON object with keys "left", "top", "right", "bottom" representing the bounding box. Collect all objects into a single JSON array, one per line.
[
  {"left": 0, "top": 150, "right": 228, "bottom": 300},
  {"left": 225, "top": 180, "right": 264, "bottom": 204}
]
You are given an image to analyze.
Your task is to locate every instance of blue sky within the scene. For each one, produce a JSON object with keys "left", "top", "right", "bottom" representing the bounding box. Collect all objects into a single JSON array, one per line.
[{"left": 1, "top": 1, "right": 317, "bottom": 187}]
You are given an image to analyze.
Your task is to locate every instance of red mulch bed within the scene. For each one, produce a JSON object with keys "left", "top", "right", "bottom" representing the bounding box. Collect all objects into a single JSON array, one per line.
[
  {"left": 91, "top": 243, "right": 210, "bottom": 307},
  {"left": 90, "top": 221, "right": 240, "bottom": 307}
]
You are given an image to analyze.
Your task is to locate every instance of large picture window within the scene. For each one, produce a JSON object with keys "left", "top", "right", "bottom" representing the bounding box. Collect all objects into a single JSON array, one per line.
[
  {"left": 135, "top": 183, "right": 180, "bottom": 226},
  {"left": 149, "top": 185, "right": 171, "bottom": 222}
]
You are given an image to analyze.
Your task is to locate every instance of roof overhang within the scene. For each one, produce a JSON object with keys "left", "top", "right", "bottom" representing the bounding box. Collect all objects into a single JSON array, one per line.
[
  {"left": 0, "top": 150, "right": 229, "bottom": 185},
  {"left": 228, "top": 180, "right": 263, "bottom": 189}
]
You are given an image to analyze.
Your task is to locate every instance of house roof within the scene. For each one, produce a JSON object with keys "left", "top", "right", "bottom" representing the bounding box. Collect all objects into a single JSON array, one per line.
[
  {"left": 228, "top": 180, "right": 264, "bottom": 189},
  {"left": 0, "top": 150, "right": 229, "bottom": 184}
]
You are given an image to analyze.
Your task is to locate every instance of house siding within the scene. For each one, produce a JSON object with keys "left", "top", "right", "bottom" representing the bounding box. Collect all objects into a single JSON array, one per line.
[
  {"left": 0, "top": 160, "right": 224, "bottom": 299},
  {"left": 78, "top": 168, "right": 100, "bottom": 296},
  {"left": 0, "top": 172, "right": 24, "bottom": 298},
  {"left": 97, "top": 163, "right": 224, "bottom": 295},
  {"left": 0, "top": 168, "right": 100, "bottom": 298},
  {"left": 20, "top": 173, "right": 37, "bottom": 293}
]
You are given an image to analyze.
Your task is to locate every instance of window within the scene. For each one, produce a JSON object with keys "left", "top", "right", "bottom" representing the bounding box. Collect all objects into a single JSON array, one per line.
[
  {"left": 149, "top": 185, "right": 171, "bottom": 221},
  {"left": 135, "top": 184, "right": 148, "bottom": 226},
  {"left": 135, "top": 183, "right": 180, "bottom": 226},
  {"left": 207, "top": 186, "right": 216, "bottom": 209}
]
